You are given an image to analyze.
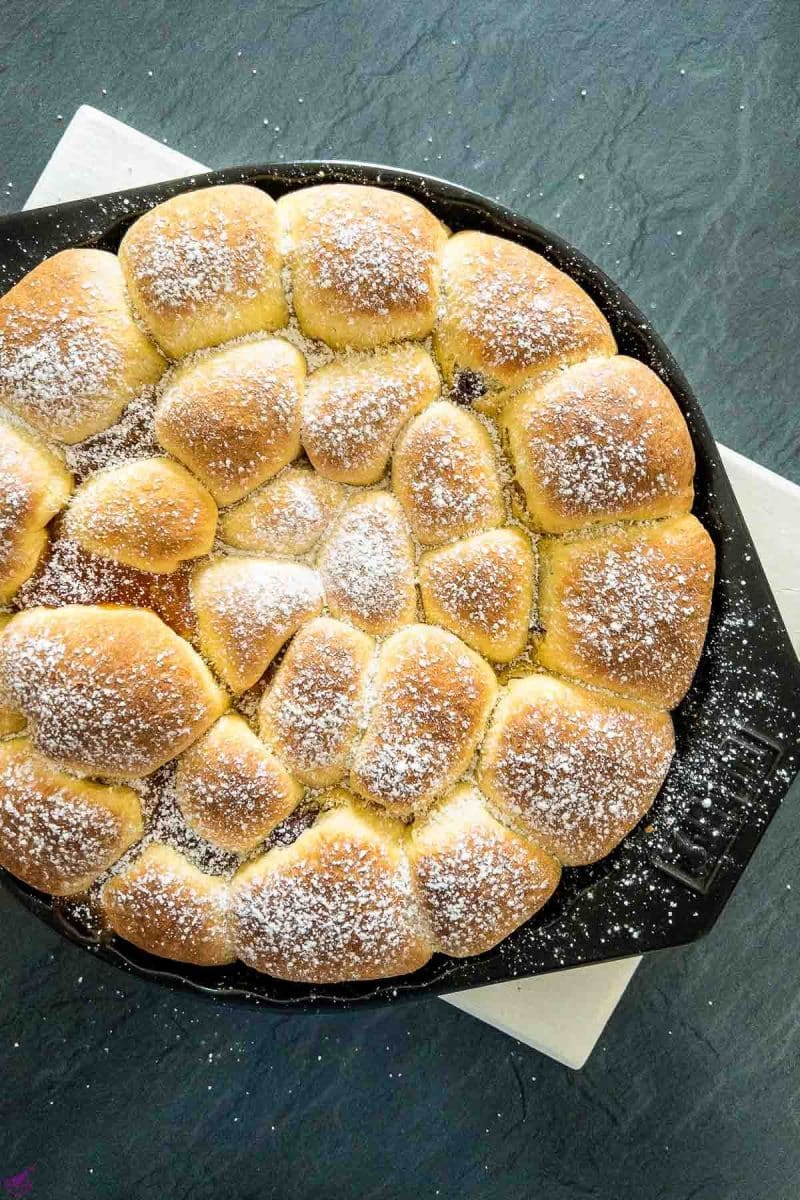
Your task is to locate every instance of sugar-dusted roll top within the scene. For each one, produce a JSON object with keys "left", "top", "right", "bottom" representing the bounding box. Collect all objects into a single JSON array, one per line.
[
  {"left": 220, "top": 467, "right": 344, "bottom": 557},
  {"left": 318, "top": 492, "right": 417, "bottom": 636},
  {"left": 259, "top": 617, "right": 373, "bottom": 788},
  {"left": 0, "top": 606, "right": 227, "bottom": 778},
  {"left": 479, "top": 674, "right": 675, "bottom": 865},
  {"left": 0, "top": 248, "right": 165, "bottom": 442},
  {"left": 100, "top": 843, "right": 235, "bottom": 967},
  {"left": 502, "top": 355, "right": 695, "bottom": 533},
  {"left": 537, "top": 514, "right": 715, "bottom": 708},
  {"left": 119, "top": 184, "right": 287, "bottom": 358},
  {"left": 351, "top": 624, "right": 498, "bottom": 818},
  {"left": 192, "top": 556, "right": 324, "bottom": 694},
  {"left": 155, "top": 337, "right": 305, "bottom": 505},
  {"left": 175, "top": 714, "right": 302, "bottom": 854},
  {"left": 231, "top": 794, "right": 433, "bottom": 982},
  {"left": 408, "top": 783, "right": 561, "bottom": 957},
  {"left": 0, "top": 737, "right": 143, "bottom": 895},
  {"left": 435, "top": 231, "right": 616, "bottom": 395},
  {"left": 419, "top": 528, "right": 535, "bottom": 663},
  {"left": 392, "top": 401, "right": 505, "bottom": 546},
  {"left": 63, "top": 456, "right": 217, "bottom": 573},
  {"left": 278, "top": 183, "right": 448, "bottom": 348}
]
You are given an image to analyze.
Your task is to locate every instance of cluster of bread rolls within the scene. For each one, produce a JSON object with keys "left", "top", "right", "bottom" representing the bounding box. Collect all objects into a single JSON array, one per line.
[{"left": 0, "top": 181, "right": 714, "bottom": 983}]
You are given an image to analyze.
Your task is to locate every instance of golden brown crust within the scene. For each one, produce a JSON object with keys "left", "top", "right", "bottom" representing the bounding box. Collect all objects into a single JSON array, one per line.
[
  {"left": 0, "top": 417, "right": 73, "bottom": 602},
  {"left": 0, "top": 606, "right": 228, "bottom": 778},
  {"left": 231, "top": 796, "right": 432, "bottom": 982},
  {"left": 537, "top": 514, "right": 715, "bottom": 708},
  {"left": 0, "top": 737, "right": 143, "bottom": 895},
  {"left": 419, "top": 527, "right": 535, "bottom": 663},
  {"left": 392, "top": 400, "right": 505, "bottom": 546},
  {"left": 0, "top": 248, "right": 165, "bottom": 442},
  {"left": 351, "top": 624, "right": 498, "bottom": 818},
  {"left": 278, "top": 184, "right": 448, "bottom": 348},
  {"left": 408, "top": 783, "right": 561, "bottom": 956},
  {"left": 318, "top": 492, "right": 416, "bottom": 635},
  {"left": 63, "top": 456, "right": 217, "bottom": 573},
  {"left": 302, "top": 343, "right": 440, "bottom": 484},
  {"left": 219, "top": 467, "right": 344, "bottom": 556},
  {"left": 435, "top": 231, "right": 616, "bottom": 392},
  {"left": 502, "top": 356, "right": 695, "bottom": 533},
  {"left": 155, "top": 338, "right": 305, "bottom": 505},
  {"left": 119, "top": 185, "right": 287, "bottom": 358},
  {"left": 100, "top": 843, "right": 235, "bottom": 966},
  {"left": 175, "top": 714, "right": 302, "bottom": 853},
  {"left": 192, "top": 557, "right": 324, "bottom": 693},
  {"left": 259, "top": 617, "right": 374, "bottom": 787},
  {"left": 479, "top": 673, "right": 674, "bottom": 865}
]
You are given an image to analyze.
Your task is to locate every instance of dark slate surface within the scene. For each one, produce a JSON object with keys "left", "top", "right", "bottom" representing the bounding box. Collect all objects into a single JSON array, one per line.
[{"left": 0, "top": 3, "right": 798, "bottom": 1198}]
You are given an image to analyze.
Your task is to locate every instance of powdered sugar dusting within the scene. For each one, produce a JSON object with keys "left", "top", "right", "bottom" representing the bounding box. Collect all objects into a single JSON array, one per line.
[
  {"left": 352, "top": 628, "right": 495, "bottom": 815},
  {"left": 233, "top": 823, "right": 428, "bottom": 980},
  {"left": 302, "top": 350, "right": 436, "bottom": 481},
  {"left": 319, "top": 494, "right": 415, "bottom": 634},
  {"left": 126, "top": 211, "right": 264, "bottom": 311},
  {"left": 304, "top": 207, "right": 435, "bottom": 316},
  {"left": 0, "top": 744, "right": 135, "bottom": 891},
  {"left": 0, "top": 307, "right": 125, "bottom": 432},
  {"left": 482, "top": 685, "right": 674, "bottom": 864},
  {"left": 260, "top": 619, "right": 371, "bottom": 783}
]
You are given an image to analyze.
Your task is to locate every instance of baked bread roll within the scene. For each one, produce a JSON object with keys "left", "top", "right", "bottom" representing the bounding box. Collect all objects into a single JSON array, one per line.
[
  {"left": 0, "top": 248, "right": 165, "bottom": 442},
  {"left": 501, "top": 356, "right": 695, "bottom": 533},
  {"left": 259, "top": 617, "right": 373, "bottom": 787},
  {"left": 351, "top": 624, "right": 498, "bottom": 817},
  {"left": 418, "top": 527, "right": 534, "bottom": 663},
  {"left": 408, "top": 783, "right": 560, "bottom": 956},
  {"left": 0, "top": 737, "right": 143, "bottom": 894},
  {"left": 155, "top": 338, "right": 305, "bottom": 505},
  {"left": 0, "top": 616, "right": 25, "bottom": 736},
  {"left": 278, "top": 184, "right": 448, "bottom": 348},
  {"left": 392, "top": 401, "right": 504, "bottom": 545},
  {"left": 100, "top": 843, "right": 234, "bottom": 966},
  {"left": 119, "top": 184, "right": 287, "bottom": 358},
  {"left": 231, "top": 794, "right": 432, "bottom": 981},
  {"left": 537, "top": 514, "right": 715, "bottom": 707},
  {"left": 192, "top": 557, "right": 323, "bottom": 693},
  {"left": 175, "top": 714, "right": 302, "bottom": 853},
  {"left": 0, "top": 606, "right": 227, "bottom": 778},
  {"left": 318, "top": 492, "right": 416, "bottom": 635},
  {"left": 479, "top": 674, "right": 674, "bottom": 865},
  {"left": 0, "top": 417, "right": 73, "bottom": 601},
  {"left": 63, "top": 456, "right": 217, "bottom": 573},
  {"left": 435, "top": 231, "right": 615, "bottom": 396},
  {"left": 302, "top": 344, "right": 439, "bottom": 484},
  {"left": 219, "top": 467, "right": 344, "bottom": 556}
]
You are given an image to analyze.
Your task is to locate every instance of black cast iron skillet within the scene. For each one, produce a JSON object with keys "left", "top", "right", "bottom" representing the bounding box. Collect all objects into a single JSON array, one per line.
[{"left": 1, "top": 162, "right": 798, "bottom": 1011}]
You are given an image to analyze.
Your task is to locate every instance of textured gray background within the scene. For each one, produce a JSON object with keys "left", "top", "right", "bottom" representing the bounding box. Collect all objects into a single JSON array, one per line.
[{"left": 0, "top": 3, "right": 798, "bottom": 1198}]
